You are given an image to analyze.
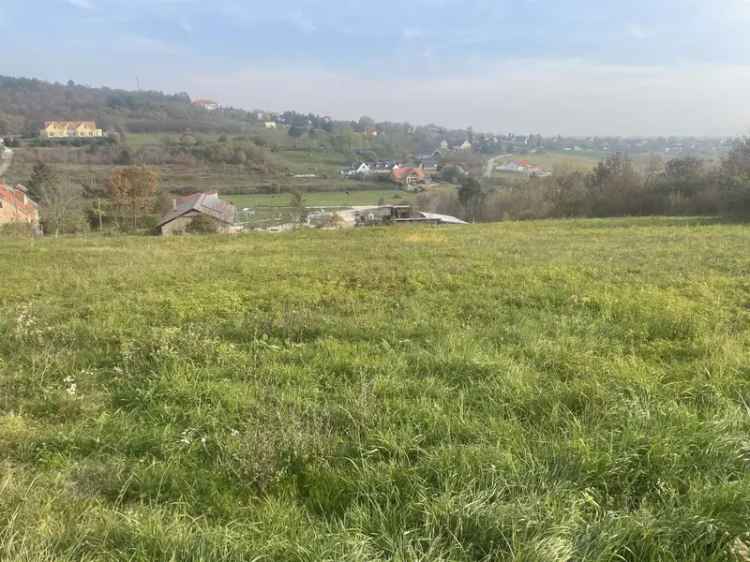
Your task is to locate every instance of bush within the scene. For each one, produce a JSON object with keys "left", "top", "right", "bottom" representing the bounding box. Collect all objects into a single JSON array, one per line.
[
  {"left": 0, "top": 222, "right": 35, "bottom": 238},
  {"left": 185, "top": 214, "right": 220, "bottom": 234}
]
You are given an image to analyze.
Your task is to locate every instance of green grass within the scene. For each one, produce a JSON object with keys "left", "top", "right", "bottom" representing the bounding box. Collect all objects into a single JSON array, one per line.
[
  {"left": 1, "top": 217, "right": 750, "bottom": 561},
  {"left": 495, "top": 151, "right": 604, "bottom": 175},
  {"left": 227, "top": 189, "right": 417, "bottom": 208}
]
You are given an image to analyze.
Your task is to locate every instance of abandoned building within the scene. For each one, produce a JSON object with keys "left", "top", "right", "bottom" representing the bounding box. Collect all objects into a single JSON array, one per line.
[
  {"left": 352, "top": 205, "right": 467, "bottom": 227},
  {"left": 157, "top": 192, "right": 237, "bottom": 235}
]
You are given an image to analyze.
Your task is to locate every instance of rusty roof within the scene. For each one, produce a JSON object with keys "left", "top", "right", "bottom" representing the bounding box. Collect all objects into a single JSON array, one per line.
[{"left": 157, "top": 192, "right": 236, "bottom": 228}]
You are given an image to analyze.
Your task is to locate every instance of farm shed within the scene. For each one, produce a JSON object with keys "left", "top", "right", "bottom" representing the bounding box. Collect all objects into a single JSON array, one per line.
[{"left": 158, "top": 192, "right": 237, "bottom": 235}]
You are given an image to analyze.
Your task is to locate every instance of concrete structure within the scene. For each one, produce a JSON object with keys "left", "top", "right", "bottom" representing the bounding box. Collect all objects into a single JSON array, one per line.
[
  {"left": 157, "top": 192, "right": 237, "bottom": 235},
  {"left": 264, "top": 122, "right": 278, "bottom": 129},
  {"left": 40, "top": 121, "right": 103, "bottom": 139}
]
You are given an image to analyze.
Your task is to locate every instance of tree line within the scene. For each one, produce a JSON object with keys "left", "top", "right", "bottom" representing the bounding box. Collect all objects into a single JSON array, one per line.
[
  {"left": 19, "top": 162, "right": 163, "bottom": 236},
  {"left": 418, "top": 140, "right": 750, "bottom": 222}
]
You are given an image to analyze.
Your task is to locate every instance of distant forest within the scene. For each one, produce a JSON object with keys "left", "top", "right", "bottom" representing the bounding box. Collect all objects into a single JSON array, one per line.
[{"left": 0, "top": 76, "right": 259, "bottom": 137}]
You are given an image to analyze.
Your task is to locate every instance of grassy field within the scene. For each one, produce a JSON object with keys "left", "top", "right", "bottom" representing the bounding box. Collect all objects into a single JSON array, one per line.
[
  {"left": 494, "top": 151, "right": 605, "bottom": 176},
  {"left": 227, "top": 189, "right": 418, "bottom": 209},
  {"left": 1, "top": 218, "right": 750, "bottom": 561}
]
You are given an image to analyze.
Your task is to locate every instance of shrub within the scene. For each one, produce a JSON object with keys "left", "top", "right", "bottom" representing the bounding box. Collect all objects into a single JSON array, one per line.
[
  {"left": 0, "top": 222, "right": 35, "bottom": 238},
  {"left": 185, "top": 214, "right": 220, "bottom": 234}
]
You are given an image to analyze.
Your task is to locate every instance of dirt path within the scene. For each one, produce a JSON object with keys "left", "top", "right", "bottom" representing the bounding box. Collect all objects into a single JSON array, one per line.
[{"left": 484, "top": 154, "right": 511, "bottom": 178}]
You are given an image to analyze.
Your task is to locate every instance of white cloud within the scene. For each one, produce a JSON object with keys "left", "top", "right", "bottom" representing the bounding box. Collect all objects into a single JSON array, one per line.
[
  {"left": 183, "top": 59, "right": 750, "bottom": 136},
  {"left": 65, "top": 0, "right": 94, "bottom": 9}
]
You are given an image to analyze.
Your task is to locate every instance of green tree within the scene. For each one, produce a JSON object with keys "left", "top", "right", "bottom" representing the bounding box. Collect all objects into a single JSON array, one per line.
[
  {"left": 108, "top": 166, "right": 160, "bottom": 230},
  {"left": 718, "top": 139, "right": 750, "bottom": 216},
  {"left": 289, "top": 190, "right": 307, "bottom": 223},
  {"left": 26, "top": 162, "right": 56, "bottom": 203},
  {"left": 27, "top": 163, "right": 84, "bottom": 236},
  {"left": 357, "top": 116, "right": 375, "bottom": 132},
  {"left": 458, "top": 176, "right": 484, "bottom": 222}
]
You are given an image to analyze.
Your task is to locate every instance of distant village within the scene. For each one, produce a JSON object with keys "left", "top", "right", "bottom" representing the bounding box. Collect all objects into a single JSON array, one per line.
[{"left": 0, "top": 92, "right": 740, "bottom": 237}]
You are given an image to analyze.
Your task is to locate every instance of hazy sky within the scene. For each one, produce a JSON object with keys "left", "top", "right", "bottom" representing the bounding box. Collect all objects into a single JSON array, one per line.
[{"left": 2, "top": 0, "right": 750, "bottom": 135}]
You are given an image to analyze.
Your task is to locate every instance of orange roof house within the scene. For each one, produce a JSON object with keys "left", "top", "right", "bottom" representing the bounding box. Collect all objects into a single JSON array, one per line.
[
  {"left": 391, "top": 165, "right": 426, "bottom": 186},
  {"left": 0, "top": 183, "right": 40, "bottom": 226}
]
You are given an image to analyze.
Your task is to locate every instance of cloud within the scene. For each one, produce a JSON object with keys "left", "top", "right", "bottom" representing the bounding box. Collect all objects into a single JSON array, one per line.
[
  {"left": 183, "top": 59, "right": 750, "bottom": 136},
  {"left": 65, "top": 0, "right": 94, "bottom": 9}
]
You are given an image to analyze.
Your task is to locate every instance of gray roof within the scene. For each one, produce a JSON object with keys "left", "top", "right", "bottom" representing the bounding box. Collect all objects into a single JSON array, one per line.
[{"left": 158, "top": 192, "right": 236, "bottom": 228}]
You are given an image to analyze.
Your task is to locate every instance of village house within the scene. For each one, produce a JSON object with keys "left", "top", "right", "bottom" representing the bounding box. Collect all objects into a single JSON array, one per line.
[
  {"left": 0, "top": 183, "right": 40, "bottom": 227},
  {"left": 192, "top": 99, "right": 219, "bottom": 111},
  {"left": 391, "top": 165, "right": 426, "bottom": 187},
  {"left": 264, "top": 121, "right": 278, "bottom": 129},
  {"left": 341, "top": 162, "right": 372, "bottom": 177},
  {"left": 157, "top": 192, "right": 237, "bottom": 236},
  {"left": 40, "top": 121, "right": 103, "bottom": 139}
]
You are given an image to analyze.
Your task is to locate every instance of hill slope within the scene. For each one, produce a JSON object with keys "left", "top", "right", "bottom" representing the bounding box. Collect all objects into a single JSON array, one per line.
[
  {"left": 0, "top": 75, "right": 255, "bottom": 137},
  {"left": 2, "top": 218, "right": 750, "bottom": 560}
]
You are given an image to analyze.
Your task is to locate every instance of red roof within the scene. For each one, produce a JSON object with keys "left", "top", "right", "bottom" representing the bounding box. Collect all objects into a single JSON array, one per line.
[
  {"left": 392, "top": 167, "right": 426, "bottom": 181},
  {"left": 0, "top": 183, "right": 39, "bottom": 221}
]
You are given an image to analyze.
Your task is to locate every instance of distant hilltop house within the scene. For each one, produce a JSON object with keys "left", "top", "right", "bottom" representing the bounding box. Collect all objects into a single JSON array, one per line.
[
  {"left": 40, "top": 121, "right": 103, "bottom": 139},
  {"left": 0, "top": 183, "right": 40, "bottom": 227},
  {"left": 264, "top": 121, "right": 278, "bottom": 129},
  {"left": 453, "top": 140, "right": 472, "bottom": 152},
  {"left": 157, "top": 192, "right": 237, "bottom": 235},
  {"left": 192, "top": 99, "right": 219, "bottom": 111}
]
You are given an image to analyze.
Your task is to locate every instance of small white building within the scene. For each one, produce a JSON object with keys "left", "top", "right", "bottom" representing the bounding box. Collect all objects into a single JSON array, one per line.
[{"left": 265, "top": 122, "right": 278, "bottom": 129}]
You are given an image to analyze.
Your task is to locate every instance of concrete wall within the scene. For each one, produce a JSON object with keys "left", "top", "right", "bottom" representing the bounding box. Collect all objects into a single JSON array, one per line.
[{"left": 160, "top": 214, "right": 196, "bottom": 236}]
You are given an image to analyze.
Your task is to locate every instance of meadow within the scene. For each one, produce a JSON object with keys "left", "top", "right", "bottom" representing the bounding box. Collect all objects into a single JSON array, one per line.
[
  {"left": 1, "top": 218, "right": 750, "bottom": 561},
  {"left": 227, "top": 189, "right": 417, "bottom": 209}
]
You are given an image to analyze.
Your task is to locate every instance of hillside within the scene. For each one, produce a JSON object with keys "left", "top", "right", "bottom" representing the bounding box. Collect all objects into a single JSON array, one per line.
[
  {"left": 2, "top": 218, "right": 750, "bottom": 560},
  {"left": 0, "top": 76, "right": 255, "bottom": 137}
]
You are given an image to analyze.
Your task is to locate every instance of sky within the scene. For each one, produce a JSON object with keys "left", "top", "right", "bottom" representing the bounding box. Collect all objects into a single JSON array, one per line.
[{"left": 2, "top": 0, "right": 750, "bottom": 136}]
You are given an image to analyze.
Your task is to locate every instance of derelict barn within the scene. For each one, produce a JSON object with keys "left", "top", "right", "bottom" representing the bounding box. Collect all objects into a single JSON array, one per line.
[{"left": 157, "top": 192, "right": 237, "bottom": 235}]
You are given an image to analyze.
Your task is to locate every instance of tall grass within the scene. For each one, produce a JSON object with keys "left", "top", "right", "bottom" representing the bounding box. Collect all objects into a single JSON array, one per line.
[{"left": 1, "top": 218, "right": 749, "bottom": 560}]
